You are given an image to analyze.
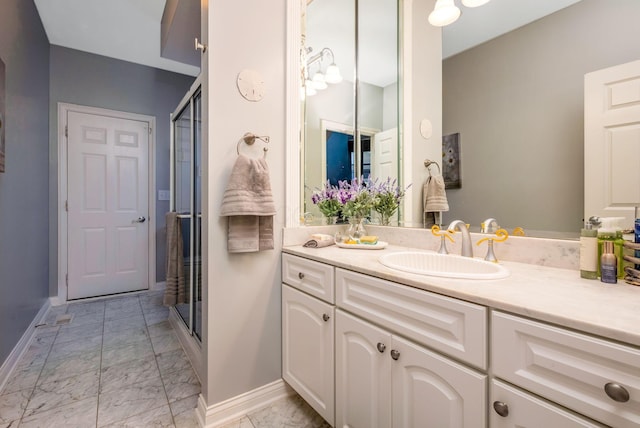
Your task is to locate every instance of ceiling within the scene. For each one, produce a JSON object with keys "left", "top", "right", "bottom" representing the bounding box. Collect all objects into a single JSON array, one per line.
[
  {"left": 34, "top": 0, "right": 200, "bottom": 77},
  {"left": 33, "top": 0, "right": 582, "bottom": 83}
]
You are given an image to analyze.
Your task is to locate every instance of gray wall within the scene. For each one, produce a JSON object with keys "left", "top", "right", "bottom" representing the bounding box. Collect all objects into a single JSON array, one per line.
[
  {"left": 48, "top": 46, "right": 195, "bottom": 293},
  {"left": 0, "top": 0, "right": 50, "bottom": 365},
  {"left": 442, "top": 0, "right": 640, "bottom": 234}
]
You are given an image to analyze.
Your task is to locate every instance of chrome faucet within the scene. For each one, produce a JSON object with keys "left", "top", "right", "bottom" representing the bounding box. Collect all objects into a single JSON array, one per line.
[
  {"left": 481, "top": 218, "right": 499, "bottom": 234},
  {"left": 447, "top": 220, "right": 473, "bottom": 257}
]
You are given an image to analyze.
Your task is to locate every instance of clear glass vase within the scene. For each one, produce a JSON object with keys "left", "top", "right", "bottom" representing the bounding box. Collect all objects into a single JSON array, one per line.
[
  {"left": 347, "top": 216, "right": 367, "bottom": 240},
  {"left": 323, "top": 215, "right": 339, "bottom": 225}
]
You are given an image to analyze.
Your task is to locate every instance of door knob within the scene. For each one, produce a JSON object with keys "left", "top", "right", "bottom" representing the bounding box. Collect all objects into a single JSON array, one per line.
[
  {"left": 134, "top": 216, "right": 146, "bottom": 223},
  {"left": 322, "top": 313, "right": 330, "bottom": 322},
  {"left": 376, "top": 342, "right": 386, "bottom": 353},
  {"left": 390, "top": 349, "right": 400, "bottom": 360}
]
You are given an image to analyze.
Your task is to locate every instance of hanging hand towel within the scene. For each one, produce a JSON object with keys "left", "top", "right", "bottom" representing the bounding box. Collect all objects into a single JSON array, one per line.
[
  {"left": 164, "top": 212, "right": 187, "bottom": 306},
  {"left": 423, "top": 174, "right": 450, "bottom": 213},
  {"left": 220, "top": 154, "right": 276, "bottom": 253}
]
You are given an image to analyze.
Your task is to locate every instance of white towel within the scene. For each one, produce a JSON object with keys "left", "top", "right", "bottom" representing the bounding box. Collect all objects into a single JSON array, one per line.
[
  {"left": 303, "top": 233, "right": 335, "bottom": 248},
  {"left": 221, "top": 155, "right": 276, "bottom": 253},
  {"left": 423, "top": 174, "right": 450, "bottom": 212}
]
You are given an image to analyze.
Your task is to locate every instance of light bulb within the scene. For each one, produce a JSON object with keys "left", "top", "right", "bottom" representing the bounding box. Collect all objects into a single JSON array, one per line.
[
  {"left": 324, "top": 63, "right": 343, "bottom": 84},
  {"left": 311, "top": 72, "right": 328, "bottom": 90},
  {"left": 428, "top": 0, "right": 461, "bottom": 27},
  {"left": 462, "top": 0, "right": 490, "bottom": 7},
  {"left": 305, "top": 80, "right": 317, "bottom": 96}
]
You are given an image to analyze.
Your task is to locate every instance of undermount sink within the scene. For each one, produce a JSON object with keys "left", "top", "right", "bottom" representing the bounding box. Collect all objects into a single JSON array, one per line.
[{"left": 379, "top": 251, "right": 510, "bottom": 280}]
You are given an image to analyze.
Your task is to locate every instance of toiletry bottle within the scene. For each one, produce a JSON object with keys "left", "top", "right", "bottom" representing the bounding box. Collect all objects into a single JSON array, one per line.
[
  {"left": 600, "top": 240, "right": 617, "bottom": 284},
  {"left": 614, "top": 228, "right": 627, "bottom": 279},
  {"left": 635, "top": 219, "right": 640, "bottom": 269},
  {"left": 579, "top": 221, "right": 598, "bottom": 279},
  {"left": 596, "top": 218, "right": 616, "bottom": 277}
]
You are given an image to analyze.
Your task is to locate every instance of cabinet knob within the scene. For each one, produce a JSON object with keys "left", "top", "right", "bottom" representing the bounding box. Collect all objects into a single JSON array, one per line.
[
  {"left": 493, "top": 401, "right": 509, "bottom": 417},
  {"left": 298, "top": 272, "right": 305, "bottom": 280},
  {"left": 390, "top": 349, "right": 400, "bottom": 360},
  {"left": 376, "top": 342, "right": 386, "bottom": 353},
  {"left": 604, "top": 382, "right": 630, "bottom": 403},
  {"left": 322, "top": 313, "right": 330, "bottom": 322}
]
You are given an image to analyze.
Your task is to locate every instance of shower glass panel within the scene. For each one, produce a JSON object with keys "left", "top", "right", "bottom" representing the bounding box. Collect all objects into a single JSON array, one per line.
[{"left": 170, "top": 78, "right": 202, "bottom": 341}]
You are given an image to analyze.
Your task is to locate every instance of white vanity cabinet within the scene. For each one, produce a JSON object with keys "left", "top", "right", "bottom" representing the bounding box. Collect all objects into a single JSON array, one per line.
[
  {"left": 281, "top": 254, "right": 335, "bottom": 426},
  {"left": 492, "top": 311, "right": 640, "bottom": 428},
  {"left": 335, "top": 269, "right": 487, "bottom": 428},
  {"left": 490, "top": 379, "right": 605, "bottom": 427}
]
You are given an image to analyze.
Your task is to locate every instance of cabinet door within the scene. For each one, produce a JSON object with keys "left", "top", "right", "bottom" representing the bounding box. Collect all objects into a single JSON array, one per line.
[
  {"left": 282, "top": 285, "right": 335, "bottom": 425},
  {"left": 336, "top": 310, "right": 392, "bottom": 428},
  {"left": 391, "top": 335, "right": 487, "bottom": 428},
  {"left": 490, "top": 379, "right": 605, "bottom": 428}
]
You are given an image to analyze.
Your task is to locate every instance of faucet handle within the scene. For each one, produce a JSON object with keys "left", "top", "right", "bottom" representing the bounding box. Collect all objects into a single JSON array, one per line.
[
  {"left": 431, "top": 225, "right": 454, "bottom": 254},
  {"left": 476, "top": 229, "right": 508, "bottom": 262}
]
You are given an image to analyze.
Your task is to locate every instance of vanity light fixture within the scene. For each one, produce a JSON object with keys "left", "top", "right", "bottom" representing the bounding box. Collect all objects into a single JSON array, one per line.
[
  {"left": 428, "top": 0, "right": 491, "bottom": 27},
  {"left": 303, "top": 47, "right": 342, "bottom": 96}
]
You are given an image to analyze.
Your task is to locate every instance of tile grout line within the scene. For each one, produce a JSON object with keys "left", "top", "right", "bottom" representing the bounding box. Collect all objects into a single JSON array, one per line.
[
  {"left": 95, "top": 301, "right": 107, "bottom": 428},
  {"left": 142, "top": 296, "right": 179, "bottom": 426},
  {"left": 16, "top": 317, "right": 61, "bottom": 425}
]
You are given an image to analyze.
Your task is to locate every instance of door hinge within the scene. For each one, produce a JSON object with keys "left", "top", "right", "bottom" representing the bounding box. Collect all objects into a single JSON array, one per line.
[
  {"left": 148, "top": 127, "right": 152, "bottom": 135},
  {"left": 65, "top": 274, "right": 68, "bottom": 287},
  {"left": 65, "top": 125, "right": 68, "bottom": 138},
  {"left": 65, "top": 200, "right": 68, "bottom": 212}
]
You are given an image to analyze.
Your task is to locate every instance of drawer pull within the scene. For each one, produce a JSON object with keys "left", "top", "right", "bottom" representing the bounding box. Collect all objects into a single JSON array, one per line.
[
  {"left": 322, "top": 313, "right": 330, "bottom": 322},
  {"left": 604, "top": 382, "right": 630, "bottom": 403},
  {"left": 493, "top": 401, "right": 509, "bottom": 417},
  {"left": 376, "top": 342, "right": 386, "bottom": 353},
  {"left": 298, "top": 272, "right": 305, "bottom": 280},
  {"left": 390, "top": 349, "right": 400, "bottom": 360}
]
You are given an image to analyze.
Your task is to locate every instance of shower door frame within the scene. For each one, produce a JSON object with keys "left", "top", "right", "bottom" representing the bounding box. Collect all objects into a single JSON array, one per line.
[{"left": 170, "top": 75, "right": 202, "bottom": 341}]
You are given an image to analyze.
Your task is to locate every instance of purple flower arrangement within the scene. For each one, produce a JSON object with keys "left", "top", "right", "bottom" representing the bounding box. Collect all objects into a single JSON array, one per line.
[{"left": 311, "top": 176, "right": 409, "bottom": 224}]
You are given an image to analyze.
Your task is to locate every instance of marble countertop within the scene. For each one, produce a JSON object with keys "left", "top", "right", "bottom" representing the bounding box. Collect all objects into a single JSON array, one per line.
[{"left": 283, "top": 243, "right": 640, "bottom": 348}]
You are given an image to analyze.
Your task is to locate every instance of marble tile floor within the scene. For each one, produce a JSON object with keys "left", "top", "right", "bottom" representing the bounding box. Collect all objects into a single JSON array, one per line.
[{"left": 0, "top": 290, "right": 330, "bottom": 428}]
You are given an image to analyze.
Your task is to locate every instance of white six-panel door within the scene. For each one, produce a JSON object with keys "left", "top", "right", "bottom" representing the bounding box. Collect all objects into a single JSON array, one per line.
[
  {"left": 585, "top": 60, "right": 640, "bottom": 228},
  {"left": 67, "top": 111, "right": 149, "bottom": 299}
]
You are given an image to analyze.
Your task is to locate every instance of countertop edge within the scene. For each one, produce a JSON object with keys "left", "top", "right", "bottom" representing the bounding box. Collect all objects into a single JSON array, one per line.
[{"left": 283, "top": 244, "right": 640, "bottom": 349}]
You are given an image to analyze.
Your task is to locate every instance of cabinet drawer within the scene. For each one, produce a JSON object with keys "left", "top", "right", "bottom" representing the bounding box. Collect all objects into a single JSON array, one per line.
[
  {"left": 336, "top": 268, "right": 487, "bottom": 369},
  {"left": 490, "top": 379, "right": 605, "bottom": 427},
  {"left": 492, "top": 311, "right": 640, "bottom": 428},
  {"left": 282, "top": 253, "right": 334, "bottom": 303}
]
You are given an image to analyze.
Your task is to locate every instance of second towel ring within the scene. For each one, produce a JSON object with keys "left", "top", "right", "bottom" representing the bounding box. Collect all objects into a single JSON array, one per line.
[
  {"left": 237, "top": 132, "right": 270, "bottom": 157},
  {"left": 424, "top": 159, "right": 441, "bottom": 175}
]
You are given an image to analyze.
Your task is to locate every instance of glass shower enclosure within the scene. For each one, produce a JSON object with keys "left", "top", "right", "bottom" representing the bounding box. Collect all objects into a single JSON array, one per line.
[{"left": 170, "top": 77, "right": 202, "bottom": 341}]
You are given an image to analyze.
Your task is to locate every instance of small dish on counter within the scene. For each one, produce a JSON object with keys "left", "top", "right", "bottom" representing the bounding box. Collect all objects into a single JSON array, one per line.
[{"left": 335, "top": 241, "right": 388, "bottom": 250}]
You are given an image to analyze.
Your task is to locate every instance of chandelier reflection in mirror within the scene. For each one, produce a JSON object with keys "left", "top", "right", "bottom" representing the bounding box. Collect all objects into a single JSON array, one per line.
[
  {"left": 303, "top": 47, "right": 343, "bottom": 98},
  {"left": 428, "top": 0, "right": 491, "bottom": 27}
]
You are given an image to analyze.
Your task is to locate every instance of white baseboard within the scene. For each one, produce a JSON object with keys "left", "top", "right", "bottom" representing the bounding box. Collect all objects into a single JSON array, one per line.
[
  {"left": 0, "top": 298, "right": 52, "bottom": 393},
  {"left": 196, "top": 379, "right": 294, "bottom": 427}
]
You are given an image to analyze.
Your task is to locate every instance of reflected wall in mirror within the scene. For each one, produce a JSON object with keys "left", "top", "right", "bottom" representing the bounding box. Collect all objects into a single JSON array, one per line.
[
  {"left": 442, "top": 0, "right": 640, "bottom": 238},
  {"left": 302, "top": 0, "right": 400, "bottom": 225},
  {"left": 299, "top": 0, "right": 640, "bottom": 239}
]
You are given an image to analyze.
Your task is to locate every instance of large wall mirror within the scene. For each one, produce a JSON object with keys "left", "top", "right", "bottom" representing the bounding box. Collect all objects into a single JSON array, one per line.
[
  {"left": 302, "top": 0, "right": 400, "bottom": 223},
  {"left": 299, "top": 0, "right": 640, "bottom": 238}
]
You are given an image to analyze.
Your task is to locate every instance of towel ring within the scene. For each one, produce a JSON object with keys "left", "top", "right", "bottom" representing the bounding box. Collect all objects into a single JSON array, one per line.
[
  {"left": 424, "top": 159, "right": 440, "bottom": 176},
  {"left": 237, "top": 132, "right": 270, "bottom": 158}
]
